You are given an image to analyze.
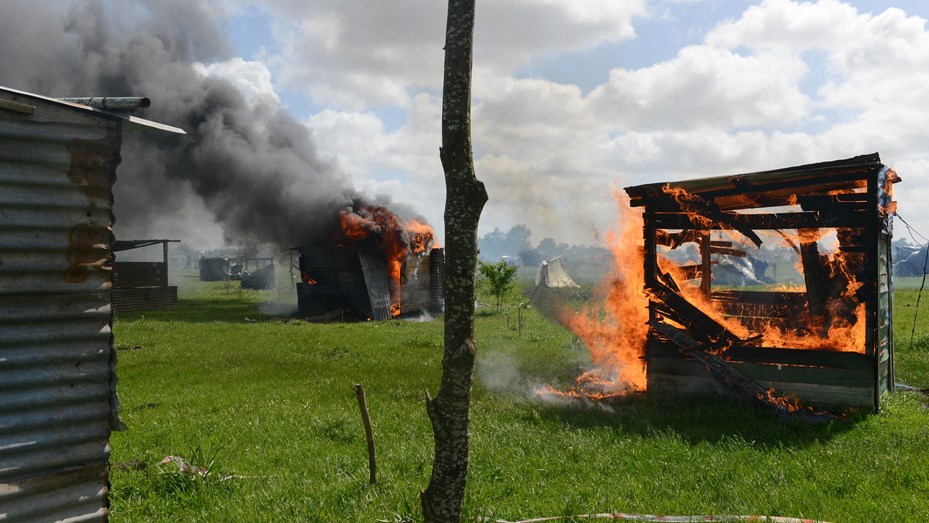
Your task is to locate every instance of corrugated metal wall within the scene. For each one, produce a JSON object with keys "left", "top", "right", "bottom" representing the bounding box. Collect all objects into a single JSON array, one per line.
[{"left": 0, "top": 90, "right": 122, "bottom": 521}]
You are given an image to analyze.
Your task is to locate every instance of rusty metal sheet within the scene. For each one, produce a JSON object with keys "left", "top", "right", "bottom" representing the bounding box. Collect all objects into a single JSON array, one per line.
[{"left": 0, "top": 87, "right": 121, "bottom": 522}]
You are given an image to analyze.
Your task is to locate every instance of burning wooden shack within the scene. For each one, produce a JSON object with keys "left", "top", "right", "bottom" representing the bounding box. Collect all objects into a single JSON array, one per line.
[
  {"left": 624, "top": 153, "right": 899, "bottom": 412},
  {"left": 294, "top": 204, "right": 444, "bottom": 320}
]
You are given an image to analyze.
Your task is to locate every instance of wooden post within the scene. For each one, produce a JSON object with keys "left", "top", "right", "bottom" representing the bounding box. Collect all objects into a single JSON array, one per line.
[
  {"left": 163, "top": 240, "right": 170, "bottom": 287},
  {"left": 699, "top": 232, "right": 712, "bottom": 296},
  {"left": 353, "top": 384, "right": 376, "bottom": 485}
]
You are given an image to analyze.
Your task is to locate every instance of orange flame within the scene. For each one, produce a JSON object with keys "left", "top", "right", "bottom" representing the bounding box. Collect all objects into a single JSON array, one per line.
[
  {"left": 759, "top": 387, "right": 803, "bottom": 413},
  {"left": 557, "top": 192, "right": 648, "bottom": 395},
  {"left": 662, "top": 183, "right": 715, "bottom": 229},
  {"left": 408, "top": 219, "right": 442, "bottom": 253}
]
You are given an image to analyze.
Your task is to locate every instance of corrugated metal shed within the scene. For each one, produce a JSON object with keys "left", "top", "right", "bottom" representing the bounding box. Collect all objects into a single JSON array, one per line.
[{"left": 0, "top": 86, "right": 183, "bottom": 521}]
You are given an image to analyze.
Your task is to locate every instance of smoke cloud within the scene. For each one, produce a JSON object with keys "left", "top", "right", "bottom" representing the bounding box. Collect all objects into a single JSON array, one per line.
[{"left": 0, "top": 0, "right": 358, "bottom": 249}]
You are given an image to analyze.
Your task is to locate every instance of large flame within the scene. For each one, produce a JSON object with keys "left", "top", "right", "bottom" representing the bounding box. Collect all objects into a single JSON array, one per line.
[
  {"left": 551, "top": 192, "right": 648, "bottom": 398},
  {"left": 338, "top": 204, "right": 438, "bottom": 317}
]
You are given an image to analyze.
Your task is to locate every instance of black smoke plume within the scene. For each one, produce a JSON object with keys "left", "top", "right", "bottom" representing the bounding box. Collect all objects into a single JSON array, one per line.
[{"left": 0, "top": 0, "right": 356, "bottom": 249}]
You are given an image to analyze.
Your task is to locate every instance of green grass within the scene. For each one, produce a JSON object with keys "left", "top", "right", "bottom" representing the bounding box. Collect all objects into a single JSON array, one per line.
[{"left": 109, "top": 273, "right": 929, "bottom": 522}]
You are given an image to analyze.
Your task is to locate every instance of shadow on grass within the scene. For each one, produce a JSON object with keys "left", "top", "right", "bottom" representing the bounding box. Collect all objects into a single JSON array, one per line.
[{"left": 531, "top": 392, "right": 865, "bottom": 449}]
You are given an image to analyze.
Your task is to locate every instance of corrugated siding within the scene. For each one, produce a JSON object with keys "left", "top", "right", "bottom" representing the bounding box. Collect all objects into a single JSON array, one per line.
[
  {"left": 0, "top": 91, "right": 121, "bottom": 522},
  {"left": 358, "top": 244, "right": 391, "bottom": 320},
  {"left": 429, "top": 248, "right": 444, "bottom": 313},
  {"left": 877, "top": 233, "right": 894, "bottom": 401}
]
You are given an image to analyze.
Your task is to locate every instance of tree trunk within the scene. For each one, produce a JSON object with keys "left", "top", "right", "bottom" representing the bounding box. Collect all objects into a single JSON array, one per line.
[{"left": 421, "top": 0, "right": 487, "bottom": 521}]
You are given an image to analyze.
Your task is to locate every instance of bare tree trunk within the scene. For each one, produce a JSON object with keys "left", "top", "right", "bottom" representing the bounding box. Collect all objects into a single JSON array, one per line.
[{"left": 421, "top": 0, "right": 487, "bottom": 521}]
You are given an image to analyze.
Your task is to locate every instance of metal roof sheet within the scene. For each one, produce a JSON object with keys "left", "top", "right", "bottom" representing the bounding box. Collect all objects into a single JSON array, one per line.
[{"left": 1, "top": 85, "right": 186, "bottom": 135}]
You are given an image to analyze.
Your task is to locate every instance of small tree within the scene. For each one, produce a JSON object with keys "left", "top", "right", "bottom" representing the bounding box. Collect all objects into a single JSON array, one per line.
[
  {"left": 478, "top": 260, "right": 518, "bottom": 312},
  {"left": 421, "top": 0, "right": 486, "bottom": 520}
]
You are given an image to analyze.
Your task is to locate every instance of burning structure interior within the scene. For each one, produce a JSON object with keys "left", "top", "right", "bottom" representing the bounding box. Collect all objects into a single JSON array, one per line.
[
  {"left": 294, "top": 204, "right": 444, "bottom": 321},
  {"left": 296, "top": 243, "right": 444, "bottom": 321},
  {"left": 624, "top": 153, "right": 899, "bottom": 412}
]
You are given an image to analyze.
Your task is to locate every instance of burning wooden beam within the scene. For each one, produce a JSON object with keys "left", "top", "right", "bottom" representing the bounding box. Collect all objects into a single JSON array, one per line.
[{"left": 649, "top": 319, "right": 833, "bottom": 420}]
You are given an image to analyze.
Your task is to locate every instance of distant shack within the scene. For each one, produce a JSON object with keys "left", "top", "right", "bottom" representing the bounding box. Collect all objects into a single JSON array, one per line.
[{"left": 112, "top": 239, "right": 179, "bottom": 312}]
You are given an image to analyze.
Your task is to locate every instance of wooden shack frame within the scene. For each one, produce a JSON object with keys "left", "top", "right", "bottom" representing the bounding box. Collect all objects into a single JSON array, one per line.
[
  {"left": 624, "top": 153, "right": 899, "bottom": 412},
  {"left": 112, "top": 239, "right": 179, "bottom": 312}
]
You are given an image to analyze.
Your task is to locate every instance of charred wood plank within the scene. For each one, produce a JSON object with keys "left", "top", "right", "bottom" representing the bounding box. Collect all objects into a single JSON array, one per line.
[
  {"left": 711, "top": 290, "right": 808, "bottom": 305},
  {"left": 655, "top": 229, "right": 705, "bottom": 249},
  {"left": 655, "top": 211, "right": 871, "bottom": 230},
  {"left": 839, "top": 245, "right": 868, "bottom": 253},
  {"left": 725, "top": 346, "right": 874, "bottom": 369},
  {"left": 652, "top": 192, "right": 764, "bottom": 247},
  {"left": 649, "top": 280, "right": 743, "bottom": 349},
  {"left": 799, "top": 231, "right": 830, "bottom": 321},
  {"left": 797, "top": 194, "right": 871, "bottom": 212},
  {"left": 657, "top": 270, "right": 682, "bottom": 293},
  {"left": 699, "top": 233, "right": 712, "bottom": 295},
  {"left": 713, "top": 184, "right": 868, "bottom": 212},
  {"left": 647, "top": 340, "right": 874, "bottom": 370},
  {"left": 626, "top": 154, "right": 880, "bottom": 207},
  {"left": 649, "top": 320, "right": 799, "bottom": 416},
  {"left": 653, "top": 210, "right": 870, "bottom": 230}
]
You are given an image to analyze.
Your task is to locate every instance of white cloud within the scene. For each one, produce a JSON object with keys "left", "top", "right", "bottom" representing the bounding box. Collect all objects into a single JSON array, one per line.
[
  {"left": 588, "top": 45, "right": 811, "bottom": 129},
  {"left": 193, "top": 57, "right": 281, "bottom": 108},
  {"left": 221, "top": 0, "right": 929, "bottom": 245},
  {"left": 228, "top": 0, "right": 646, "bottom": 109},
  {"left": 306, "top": 94, "right": 446, "bottom": 234}
]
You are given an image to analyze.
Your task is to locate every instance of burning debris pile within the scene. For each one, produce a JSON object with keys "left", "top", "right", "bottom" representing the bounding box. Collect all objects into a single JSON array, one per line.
[
  {"left": 296, "top": 201, "right": 443, "bottom": 320},
  {"left": 551, "top": 154, "right": 899, "bottom": 413}
]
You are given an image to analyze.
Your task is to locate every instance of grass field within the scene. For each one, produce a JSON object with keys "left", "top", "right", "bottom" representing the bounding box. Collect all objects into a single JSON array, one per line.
[{"left": 109, "top": 271, "right": 929, "bottom": 522}]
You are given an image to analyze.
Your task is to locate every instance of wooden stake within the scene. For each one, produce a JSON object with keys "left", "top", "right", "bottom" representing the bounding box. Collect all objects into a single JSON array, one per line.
[{"left": 353, "top": 384, "right": 377, "bottom": 485}]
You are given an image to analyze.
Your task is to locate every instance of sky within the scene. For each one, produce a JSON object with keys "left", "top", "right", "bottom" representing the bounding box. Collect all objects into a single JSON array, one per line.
[
  {"left": 6, "top": 0, "right": 928, "bottom": 250},
  {"left": 198, "top": 0, "right": 929, "bottom": 249}
]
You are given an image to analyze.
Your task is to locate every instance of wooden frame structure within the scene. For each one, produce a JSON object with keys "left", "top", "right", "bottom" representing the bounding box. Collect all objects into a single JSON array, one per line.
[
  {"left": 624, "top": 153, "right": 899, "bottom": 412},
  {"left": 112, "top": 239, "right": 179, "bottom": 312}
]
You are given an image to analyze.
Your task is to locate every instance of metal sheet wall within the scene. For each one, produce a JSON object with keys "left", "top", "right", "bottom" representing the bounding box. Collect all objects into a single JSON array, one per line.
[{"left": 0, "top": 90, "right": 122, "bottom": 521}]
